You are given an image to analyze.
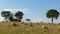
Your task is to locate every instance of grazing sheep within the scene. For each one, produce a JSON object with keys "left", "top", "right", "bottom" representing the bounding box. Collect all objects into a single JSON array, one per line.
[
  {"left": 28, "top": 23, "right": 33, "bottom": 27},
  {"left": 22, "top": 22, "right": 28, "bottom": 25},
  {"left": 22, "top": 21, "right": 24, "bottom": 24},
  {"left": 42, "top": 25, "right": 49, "bottom": 30},
  {"left": 48, "top": 23, "right": 50, "bottom": 24},
  {"left": 37, "top": 23, "right": 40, "bottom": 25},
  {"left": 12, "top": 22, "right": 19, "bottom": 26},
  {"left": 42, "top": 25, "right": 49, "bottom": 32},
  {"left": 23, "top": 22, "right": 33, "bottom": 27}
]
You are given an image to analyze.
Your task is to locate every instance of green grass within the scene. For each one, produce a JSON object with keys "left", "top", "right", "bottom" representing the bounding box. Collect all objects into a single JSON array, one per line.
[{"left": 0, "top": 22, "right": 60, "bottom": 34}]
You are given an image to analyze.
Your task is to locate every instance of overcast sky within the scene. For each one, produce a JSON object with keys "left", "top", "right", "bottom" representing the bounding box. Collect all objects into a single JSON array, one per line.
[{"left": 0, "top": 0, "right": 60, "bottom": 23}]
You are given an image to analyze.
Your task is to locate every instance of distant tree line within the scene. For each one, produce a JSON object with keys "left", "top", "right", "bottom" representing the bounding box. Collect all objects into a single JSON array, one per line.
[{"left": 0, "top": 9, "right": 60, "bottom": 24}]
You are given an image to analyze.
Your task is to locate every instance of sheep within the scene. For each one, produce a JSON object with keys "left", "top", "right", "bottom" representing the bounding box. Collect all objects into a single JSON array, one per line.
[
  {"left": 42, "top": 25, "right": 49, "bottom": 30},
  {"left": 11, "top": 22, "right": 19, "bottom": 26}
]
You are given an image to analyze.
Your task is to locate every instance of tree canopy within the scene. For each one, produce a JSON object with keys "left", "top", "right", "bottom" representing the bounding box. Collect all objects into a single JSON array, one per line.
[
  {"left": 46, "top": 9, "right": 59, "bottom": 24},
  {"left": 15, "top": 11, "right": 24, "bottom": 22},
  {"left": 1, "top": 11, "right": 11, "bottom": 21}
]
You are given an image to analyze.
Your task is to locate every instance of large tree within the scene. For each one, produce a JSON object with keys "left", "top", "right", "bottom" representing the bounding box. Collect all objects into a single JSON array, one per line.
[
  {"left": 46, "top": 9, "right": 59, "bottom": 24},
  {"left": 1, "top": 11, "right": 11, "bottom": 21},
  {"left": 15, "top": 11, "right": 24, "bottom": 22}
]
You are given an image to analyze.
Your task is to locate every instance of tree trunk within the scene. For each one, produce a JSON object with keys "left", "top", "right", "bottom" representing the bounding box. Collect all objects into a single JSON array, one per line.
[
  {"left": 52, "top": 18, "right": 53, "bottom": 24},
  {"left": 5, "top": 17, "right": 8, "bottom": 22}
]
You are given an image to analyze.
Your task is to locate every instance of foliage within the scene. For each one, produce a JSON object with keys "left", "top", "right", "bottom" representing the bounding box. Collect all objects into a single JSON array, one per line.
[
  {"left": 46, "top": 9, "right": 59, "bottom": 23},
  {"left": 15, "top": 11, "right": 24, "bottom": 19},
  {"left": 1, "top": 11, "right": 11, "bottom": 21},
  {"left": 15, "top": 11, "right": 24, "bottom": 21},
  {"left": 26, "top": 19, "right": 31, "bottom": 21},
  {"left": 46, "top": 9, "right": 59, "bottom": 19}
]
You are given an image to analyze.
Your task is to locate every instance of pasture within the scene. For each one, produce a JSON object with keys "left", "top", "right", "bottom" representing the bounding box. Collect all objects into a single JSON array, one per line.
[{"left": 0, "top": 22, "right": 60, "bottom": 34}]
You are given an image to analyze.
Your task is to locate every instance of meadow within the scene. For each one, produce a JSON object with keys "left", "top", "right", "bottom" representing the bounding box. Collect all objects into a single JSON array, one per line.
[{"left": 0, "top": 22, "right": 60, "bottom": 34}]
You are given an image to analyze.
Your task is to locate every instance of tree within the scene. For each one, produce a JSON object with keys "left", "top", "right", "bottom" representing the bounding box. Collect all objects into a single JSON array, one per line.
[
  {"left": 26, "top": 19, "right": 31, "bottom": 22},
  {"left": 46, "top": 9, "right": 59, "bottom": 24},
  {"left": 8, "top": 13, "right": 14, "bottom": 21},
  {"left": 25, "top": 19, "right": 31, "bottom": 23},
  {"left": 1, "top": 11, "right": 11, "bottom": 21},
  {"left": 15, "top": 11, "right": 24, "bottom": 22}
]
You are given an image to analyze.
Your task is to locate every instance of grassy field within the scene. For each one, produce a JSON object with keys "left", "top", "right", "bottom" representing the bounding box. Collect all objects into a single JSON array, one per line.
[{"left": 0, "top": 22, "right": 60, "bottom": 34}]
